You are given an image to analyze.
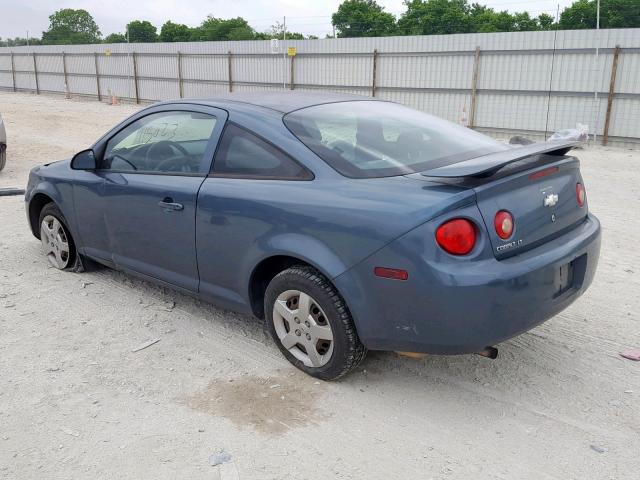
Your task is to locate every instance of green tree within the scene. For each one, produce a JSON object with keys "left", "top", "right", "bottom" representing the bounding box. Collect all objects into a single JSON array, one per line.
[
  {"left": 469, "top": 4, "right": 505, "bottom": 32},
  {"left": 0, "top": 36, "right": 42, "bottom": 47},
  {"left": 126, "top": 20, "right": 158, "bottom": 42},
  {"left": 398, "top": 0, "right": 472, "bottom": 35},
  {"left": 191, "top": 16, "right": 257, "bottom": 41},
  {"left": 398, "top": 0, "right": 557, "bottom": 34},
  {"left": 104, "top": 33, "right": 127, "bottom": 43},
  {"left": 559, "top": 0, "right": 595, "bottom": 28},
  {"left": 537, "top": 13, "right": 556, "bottom": 30},
  {"left": 511, "top": 12, "right": 539, "bottom": 31},
  {"left": 42, "top": 8, "right": 101, "bottom": 44},
  {"left": 332, "top": 0, "right": 397, "bottom": 37},
  {"left": 160, "top": 21, "right": 192, "bottom": 42},
  {"left": 560, "top": 0, "right": 639, "bottom": 29}
]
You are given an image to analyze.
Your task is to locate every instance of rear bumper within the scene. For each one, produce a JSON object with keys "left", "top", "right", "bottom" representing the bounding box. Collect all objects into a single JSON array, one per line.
[{"left": 334, "top": 213, "right": 601, "bottom": 354}]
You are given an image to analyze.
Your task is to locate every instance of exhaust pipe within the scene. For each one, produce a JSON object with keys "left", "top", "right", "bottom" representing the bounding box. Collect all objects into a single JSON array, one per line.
[{"left": 477, "top": 346, "right": 498, "bottom": 359}]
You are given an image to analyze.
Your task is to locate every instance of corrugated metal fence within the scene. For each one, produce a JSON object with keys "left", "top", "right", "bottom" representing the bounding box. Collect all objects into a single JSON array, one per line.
[{"left": 1, "top": 29, "right": 639, "bottom": 146}]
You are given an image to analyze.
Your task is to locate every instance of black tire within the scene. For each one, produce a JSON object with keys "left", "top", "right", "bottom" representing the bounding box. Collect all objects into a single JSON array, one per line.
[
  {"left": 265, "top": 265, "right": 367, "bottom": 380},
  {"left": 38, "top": 202, "right": 81, "bottom": 272}
]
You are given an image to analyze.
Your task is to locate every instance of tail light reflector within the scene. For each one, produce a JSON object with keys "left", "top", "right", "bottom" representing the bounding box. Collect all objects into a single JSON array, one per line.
[
  {"left": 576, "top": 183, "right": 585, "bottom": 207},
  {"left": 435, "top": 219, "right": 476, "bottom": 255},
  {"left": 374, "top": 267, "right": 409, "bottom": 281},
  {"left": 494, "top": 210, "right": 514, "bottom": 239}
]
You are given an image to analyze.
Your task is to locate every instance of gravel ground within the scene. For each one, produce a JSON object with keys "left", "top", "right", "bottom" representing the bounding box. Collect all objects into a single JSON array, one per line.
[{"left": 1, "top": 91, "right": 639, "bottom": 480}]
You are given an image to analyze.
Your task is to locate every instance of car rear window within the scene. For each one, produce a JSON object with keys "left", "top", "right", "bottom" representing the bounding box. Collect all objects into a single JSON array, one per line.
[{"left": 283, "top": 101, "right": 508, "bottom": 178}]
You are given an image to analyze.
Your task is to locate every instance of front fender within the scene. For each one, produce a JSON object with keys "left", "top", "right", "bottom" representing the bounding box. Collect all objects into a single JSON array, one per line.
[{"left": 25, "top": 166, "right": 77, "bottom": 242}]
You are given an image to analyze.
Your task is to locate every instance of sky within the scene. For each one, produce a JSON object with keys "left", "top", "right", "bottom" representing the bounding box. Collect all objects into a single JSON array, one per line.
[{"left": 0, "top": 0, "right": 576, "bottom": 40}]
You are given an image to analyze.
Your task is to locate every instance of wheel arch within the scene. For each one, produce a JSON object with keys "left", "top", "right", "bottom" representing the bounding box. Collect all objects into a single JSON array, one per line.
[
  {"left": 248, "top": 254, "right": 347, "bottom": 319},
  {"left": 244, "top": 232, "right": 354, "bottom": 319},
  {"left": 28, "top": 192, "right": 56, "bottom": 239}
]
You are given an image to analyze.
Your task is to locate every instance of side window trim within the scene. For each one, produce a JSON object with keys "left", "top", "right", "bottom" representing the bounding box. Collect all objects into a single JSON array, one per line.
[
  {"left": 209, "top": 122, "right": 314, "bottom": 181},
  {"left": 95, "top": 104, "right": 228, "bottom": 176}
]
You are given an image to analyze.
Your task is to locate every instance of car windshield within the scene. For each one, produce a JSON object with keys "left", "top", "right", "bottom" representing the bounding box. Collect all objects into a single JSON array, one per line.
[{"left": 283, "top": 101, "right": 508, "bottom": 178}]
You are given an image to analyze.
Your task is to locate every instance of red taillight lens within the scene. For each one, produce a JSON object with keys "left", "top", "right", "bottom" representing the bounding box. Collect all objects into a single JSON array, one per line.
[
  {"left": 576, "top": 183, "right": 585, "bottom": 207},
  {"left": 494, "top": 210, "right": 514, "bottom": 240},
  {"left": 435, "top": 219, "right": 476, "bottom": 255}
]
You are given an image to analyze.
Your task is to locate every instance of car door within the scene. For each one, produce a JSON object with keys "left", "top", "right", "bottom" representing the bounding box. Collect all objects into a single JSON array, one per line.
[
  {"left": 97, "top": 105, "right": 227, "bottom": 291},
  {"left": 196, "top": 123, "right": 314, "bottom": 309}
]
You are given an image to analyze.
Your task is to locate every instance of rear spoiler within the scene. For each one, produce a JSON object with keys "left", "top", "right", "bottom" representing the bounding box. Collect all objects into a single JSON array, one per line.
[{"left": 421, "top": 140, "right": 579, "bottom": 179}]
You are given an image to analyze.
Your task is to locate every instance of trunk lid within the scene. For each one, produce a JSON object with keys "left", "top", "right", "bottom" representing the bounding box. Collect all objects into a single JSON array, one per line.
[
  {"left": 418, "top": 142, "right": 588, "bottom": 259},
  {"left": 473, "top": 156, "right": 587, "bottom": 259}
]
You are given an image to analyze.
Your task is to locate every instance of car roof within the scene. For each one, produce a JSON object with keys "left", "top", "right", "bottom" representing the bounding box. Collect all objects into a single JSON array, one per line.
[{"left": 178, "top": 91, "right": 379, "bottom": 114}]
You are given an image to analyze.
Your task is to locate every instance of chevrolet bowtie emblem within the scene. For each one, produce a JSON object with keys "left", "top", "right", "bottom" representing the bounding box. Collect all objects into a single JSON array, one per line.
[{"left": 544, "top": 193, "right": 559, "bottom": 207}]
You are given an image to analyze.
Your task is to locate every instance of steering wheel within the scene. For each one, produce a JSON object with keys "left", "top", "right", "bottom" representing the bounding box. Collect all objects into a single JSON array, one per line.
[{"left": 146, "top": 140, "right": 191, "bottom": 172}]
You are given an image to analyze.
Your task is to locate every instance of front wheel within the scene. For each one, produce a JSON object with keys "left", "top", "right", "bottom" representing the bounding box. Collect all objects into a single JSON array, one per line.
[
  {"left": 265, "top": 265, "right": 366, "bottom": 380},
  {"left": 38, "top": 203, "right": 77, "bottom": 270}
]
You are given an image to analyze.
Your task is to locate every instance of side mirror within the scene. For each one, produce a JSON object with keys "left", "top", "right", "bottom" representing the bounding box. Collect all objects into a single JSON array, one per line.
[{"left": 70, "top": 149, "right": 97, "bottom": 170}]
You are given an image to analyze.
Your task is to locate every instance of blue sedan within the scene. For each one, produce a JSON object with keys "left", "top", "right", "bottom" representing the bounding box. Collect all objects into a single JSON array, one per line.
[{"left": 25, "top": 92, "right": 601, "bottom": 380}]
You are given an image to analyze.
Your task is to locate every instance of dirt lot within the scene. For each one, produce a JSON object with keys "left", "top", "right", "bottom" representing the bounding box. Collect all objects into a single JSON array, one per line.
[{"left": 1, "top": 91, "right": 639, "bottom": 479}]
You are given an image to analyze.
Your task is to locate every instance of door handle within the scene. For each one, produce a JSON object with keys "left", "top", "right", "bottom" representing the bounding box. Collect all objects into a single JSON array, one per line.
[{"left": 158, "top": 197, "right": 184, "bottom": 211}]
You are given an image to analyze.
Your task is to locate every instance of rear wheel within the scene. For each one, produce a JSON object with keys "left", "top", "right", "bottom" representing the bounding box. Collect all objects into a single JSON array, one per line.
[
  {"left": 38, "top": 203, "right": 77, "bottom": 271},
  {"left": 265, "top": 265, "right": 366, "bottom": 380}
]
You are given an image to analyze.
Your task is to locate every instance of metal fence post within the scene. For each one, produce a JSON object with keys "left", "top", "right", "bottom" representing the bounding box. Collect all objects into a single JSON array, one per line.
[
  {"left": 468, "top": 46, "right": 481, "bottom": 128},
  {"left": 228, "top": 51, "right": 233, "bottom": 93},
  {"left": 290, "top": 54, "right": 295, "bottom": 90},
  {"left": 94, "top": 52, "right": 101, "bottom": 102},
  {"left": 602, "top": 45, "right": 621, "bottom": 146},
  {"left": 177, "top": 51, "right": 184, "bottom": 98},
  {"left": 371, "top": 49, "right": 378, "bottom": 97},
  {"left": 132, "top": 51, "right": 140, "bottom": 104},
  {"left": 32, "top": 52, "right": 39, "bottom": 94},
  {"left": 10, "top": 52, "right": 16, "bottom": 92},
  {"left": 62, "top": 51, "right": 70, "bottom": 98}
]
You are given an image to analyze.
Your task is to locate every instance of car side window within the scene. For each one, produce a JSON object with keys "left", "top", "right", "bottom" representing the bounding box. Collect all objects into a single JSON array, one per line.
[
  {"left": 211, "top": 124, "right": 312, "bottom": 180},
  {"left": 102, "top": 111, "right": 217, "bottom": 174}
]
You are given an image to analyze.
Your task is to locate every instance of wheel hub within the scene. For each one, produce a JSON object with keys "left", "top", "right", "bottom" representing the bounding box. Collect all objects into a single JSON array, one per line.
[
  {"left": 272, "top": 290, "right": 334, "bottom": 368},
  {"left": 40, "top": 215, "right": 70, "bottom": 269}
]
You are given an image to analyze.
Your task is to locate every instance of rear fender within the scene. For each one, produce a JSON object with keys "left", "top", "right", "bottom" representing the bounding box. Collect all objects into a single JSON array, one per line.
[
  {"left": 334, "top": 202, "right": 491, "bottom": 349},
  {"left": 243, "top": 233, "right": 350, "bottom": 287}
]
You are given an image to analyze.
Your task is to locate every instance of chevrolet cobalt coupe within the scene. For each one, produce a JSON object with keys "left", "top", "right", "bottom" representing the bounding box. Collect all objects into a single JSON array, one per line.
[{"left": 25, "top": 93, "right": 601, "bottom": 379}]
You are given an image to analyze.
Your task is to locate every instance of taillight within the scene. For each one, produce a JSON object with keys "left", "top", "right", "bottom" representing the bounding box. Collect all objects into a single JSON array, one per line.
[
  {"left": 494, "top": 210, "right": 514, "bottom": 239},
  {"left": 435, "top": 219, "right": 476, "bottom": 255},
  {"left": 576, "top": 183, "right": 586, "bottom": 207}
]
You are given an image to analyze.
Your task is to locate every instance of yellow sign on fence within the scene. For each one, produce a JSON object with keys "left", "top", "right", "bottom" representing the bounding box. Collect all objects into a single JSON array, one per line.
[{"left": 287, "top": 47, "right": 297, "bottom": 57}]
